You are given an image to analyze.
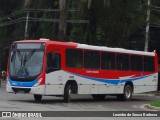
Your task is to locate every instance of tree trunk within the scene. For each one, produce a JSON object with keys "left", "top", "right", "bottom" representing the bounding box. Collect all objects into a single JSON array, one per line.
[
  {"left": 58, "top": 0, "right": 71, "bottom": 41},
  {"left": 24, "top": 0, "right": 31, "bottom": 8}
]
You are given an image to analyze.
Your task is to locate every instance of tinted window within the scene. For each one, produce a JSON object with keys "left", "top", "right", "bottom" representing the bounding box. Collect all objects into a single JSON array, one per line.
[
  {"left": 131, "top": 55, "right": 143, "bottom": 71},
  {"left": 116, "top": 54, "right": 130, "bottom": 70},
  {"left": 101, "top": 52, "right": 115, "bottom": 70},
  {"left": 144, "top": 56, "right": 155, "bottom": 72},
  {"left": 84, "top": 51, "right": 100, "bottom": 69},
  {"left": 47, "top": 53, "right": 61, "bottom": 73},
  {"left": 66, "top": 49, "right": 83, "bottom": 68}
]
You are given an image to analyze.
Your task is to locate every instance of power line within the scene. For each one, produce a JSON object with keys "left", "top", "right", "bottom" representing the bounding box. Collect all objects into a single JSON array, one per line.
[
  {"left": 28, "top": 8, "right": 77, "bottom": 12},
  {"left": 0, "top": 17, "right": 89, "bottom": 27},
  {"left": 0, "top": 9, "right": 25, "bottom": 21},
  {"left": 27, "top": 17, "right": 89, "bottom": 23},
  {"left": 151, "top": 5, "right": 160, "bottom": 9},
  {"left": 0, "top": 8, "right": 77, "bottom": 21},
  {"left": 151, "top": 8, "right": 160, "bottom": 11},
  {"left": 0, "top": 17, "right": 24, "bottom": 27},
  {"left": 0, "top": 8, "right": 88, "bottom": 28}
]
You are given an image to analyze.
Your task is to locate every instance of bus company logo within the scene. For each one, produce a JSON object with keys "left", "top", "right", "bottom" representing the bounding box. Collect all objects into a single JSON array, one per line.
[
  {"left": 86, "top": 70, "right": 99, "bottom": 74},
  {"left": 2, "top": 112, "right": 11, "bottom": 117}
]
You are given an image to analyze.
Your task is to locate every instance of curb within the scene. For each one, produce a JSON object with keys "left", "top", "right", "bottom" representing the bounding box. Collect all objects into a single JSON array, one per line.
[
  {"left": 147, "top": 104, "right": 160, "bottom": 111},
  {"left": 133, "top": 93, "right": 160, "bottom": 98}
]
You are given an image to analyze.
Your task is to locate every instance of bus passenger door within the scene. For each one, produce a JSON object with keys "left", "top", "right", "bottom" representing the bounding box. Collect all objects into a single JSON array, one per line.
[{"left": 45, "top": 48, "right": 64, "bottom": 95}]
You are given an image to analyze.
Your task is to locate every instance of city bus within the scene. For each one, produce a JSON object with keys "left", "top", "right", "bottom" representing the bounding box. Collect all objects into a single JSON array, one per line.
[{"left": 6, "top": 39, "right": 158, "bottom": 102}]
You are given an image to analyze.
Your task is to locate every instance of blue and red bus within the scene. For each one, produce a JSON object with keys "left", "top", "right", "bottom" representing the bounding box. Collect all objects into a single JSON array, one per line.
[{"left": 6, "top": 39, "right": 158, "bottom": 102}]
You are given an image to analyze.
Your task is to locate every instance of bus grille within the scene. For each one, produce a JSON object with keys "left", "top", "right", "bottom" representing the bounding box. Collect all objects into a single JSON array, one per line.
[
  {"left": 12, "top": 88, "right": 31, "bottom": 93},
  {"left": 10, "top": 76, "right": 36, "bottom": 82}
]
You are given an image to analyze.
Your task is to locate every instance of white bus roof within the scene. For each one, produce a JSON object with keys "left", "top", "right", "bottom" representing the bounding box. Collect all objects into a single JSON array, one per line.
[
  {"left": 77, "top": 44, "right": 155, "bottom": 56},
  {"left": 14, "top": 40, "right": 155, "bottom": 56}
]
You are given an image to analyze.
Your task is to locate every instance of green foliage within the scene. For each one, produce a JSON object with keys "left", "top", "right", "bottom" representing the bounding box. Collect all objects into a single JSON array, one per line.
[
  {"left": 90, "top": 0, "right": 147, "bottom": 47},
  {"left": 150, "top": 101, "right": 160, "bottom": 107},
  {"left": 70, "top": 26, "right": 87, "bottom": 43},
  {"left": 0, "top": 0, "right": 160, "bottom": 48},
  {"left": 54, "top": 0, "right": 59, "bottom": 7},
  {"left": 96, "top": 25, "right": 106, "bottom": 45}
]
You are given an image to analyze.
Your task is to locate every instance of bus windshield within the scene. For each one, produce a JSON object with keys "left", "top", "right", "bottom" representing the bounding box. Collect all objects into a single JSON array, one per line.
[{"left": 9, "top": 43, "right": 45, "bottom": 77}]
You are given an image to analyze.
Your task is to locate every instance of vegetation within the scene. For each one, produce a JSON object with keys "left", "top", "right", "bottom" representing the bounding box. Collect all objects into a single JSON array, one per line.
[
  {"left": 0, "top": 0, "right": 160, "bottom": 64},
  {"left": 150, "top": 101, "right": 160, "bottom": 107}
]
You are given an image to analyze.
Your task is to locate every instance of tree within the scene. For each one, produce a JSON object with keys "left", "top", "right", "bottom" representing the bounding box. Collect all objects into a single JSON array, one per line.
[{"left": 58, "top": 0, "right": 71, "bottom": 40}]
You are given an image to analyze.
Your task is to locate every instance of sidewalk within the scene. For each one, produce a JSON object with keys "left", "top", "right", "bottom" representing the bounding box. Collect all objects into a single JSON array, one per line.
[
  {"left": 134, "top": 91, "right": 160, "bottom": 97},
  {"left": 151, "top": 91, "right": 160, "bottom": 96}
]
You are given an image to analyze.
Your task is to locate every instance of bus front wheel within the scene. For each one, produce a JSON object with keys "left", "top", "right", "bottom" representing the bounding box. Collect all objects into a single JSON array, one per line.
[
  {"left": 34, "top": 94, "right": 42, "bottom": 101},
  {"left": 117, "top": 85, "right": 133, "bottom": 101},
  {"left": 64, "top": 84, "right": 72, "bottom": 103}
]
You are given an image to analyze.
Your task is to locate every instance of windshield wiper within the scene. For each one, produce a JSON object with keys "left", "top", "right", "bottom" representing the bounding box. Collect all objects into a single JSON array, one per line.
[
  {"left": 17, "top": 50, "right": 35, "bottom": 67},
  {"left": 16, "top": 50, "right": 35, "bottom": 77},
  {"left": 25, "top": 50, "right": 35, "bottom": 62}
]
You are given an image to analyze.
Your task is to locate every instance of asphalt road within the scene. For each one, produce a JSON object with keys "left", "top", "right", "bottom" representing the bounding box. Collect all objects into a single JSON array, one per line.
[{"left": 0, "top": 82, "right": 160, "bottom": 120}]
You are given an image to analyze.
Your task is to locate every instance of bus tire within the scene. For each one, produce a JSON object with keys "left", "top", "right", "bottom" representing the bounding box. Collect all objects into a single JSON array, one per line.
[
  {"left": 117, "top": 85, "right": 132, "bottom": 101},
  {"left": 34, "top": 94, "right": 42, "bottom": 101},
  {"left": 92, "top": 94, "right": 106, "bottom": 100},
  {"left": 64, "top": 84, "right": 72, "bottom": 103}
]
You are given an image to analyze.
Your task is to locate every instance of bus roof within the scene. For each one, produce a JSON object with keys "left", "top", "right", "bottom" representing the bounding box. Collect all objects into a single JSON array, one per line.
[{"left": 14, "top": 40, "right": 155, "bottom": 56}]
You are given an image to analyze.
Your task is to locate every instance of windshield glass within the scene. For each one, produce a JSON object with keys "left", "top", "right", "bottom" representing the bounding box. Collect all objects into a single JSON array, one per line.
[{"left": 9, "top": 43, "right": 45, "bottom": 77}]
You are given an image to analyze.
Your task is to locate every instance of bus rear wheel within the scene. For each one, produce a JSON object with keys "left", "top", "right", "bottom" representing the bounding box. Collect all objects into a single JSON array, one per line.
[
  {"left": 117, "top": 85, "right": 133, "bottom": 101},
  {"left": 92, "top": 94, "right": 106, "bottom": 100},
  {"left": 64, "top": 84, "right": 72, "bottom": 103},
  {"left": 34, "top": 94, "right": 42, "bottom": 101}
]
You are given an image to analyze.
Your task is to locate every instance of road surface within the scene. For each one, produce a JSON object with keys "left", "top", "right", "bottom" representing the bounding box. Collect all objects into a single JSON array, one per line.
[{"left": 0, "top": 82, "right": 159, "bottom": 120}]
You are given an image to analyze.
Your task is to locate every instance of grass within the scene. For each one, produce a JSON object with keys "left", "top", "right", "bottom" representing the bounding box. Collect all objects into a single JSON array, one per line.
[{"left": 150, "top": 101, "right": 160, "bottom": 107}]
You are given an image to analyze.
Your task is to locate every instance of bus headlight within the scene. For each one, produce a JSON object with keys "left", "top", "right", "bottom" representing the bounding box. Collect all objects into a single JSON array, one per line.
[{"left": 34, "top": 78, "right": 43, "bottom": 87}]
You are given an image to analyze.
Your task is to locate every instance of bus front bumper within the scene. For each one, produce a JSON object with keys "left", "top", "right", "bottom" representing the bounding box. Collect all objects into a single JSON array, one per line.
[{"left": 6, "top": 84, "right": 45, "bottom": 95}]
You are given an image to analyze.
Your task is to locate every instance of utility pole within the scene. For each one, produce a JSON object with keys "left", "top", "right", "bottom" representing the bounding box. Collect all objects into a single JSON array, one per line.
[
  {"left": 144, "top": 0, "right": 151, "bottom": 52},
  {"left": 24, "top": 11, "right": 29, "bottom": 40}
]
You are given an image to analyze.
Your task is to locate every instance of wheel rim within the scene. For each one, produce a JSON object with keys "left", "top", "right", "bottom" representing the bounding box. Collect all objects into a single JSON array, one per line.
[
  {"left": 125, "top": 87, "right": 131, "bottom": 99},
  {"left": 69, "top": 89, "right": 71, "bottom": 95}
]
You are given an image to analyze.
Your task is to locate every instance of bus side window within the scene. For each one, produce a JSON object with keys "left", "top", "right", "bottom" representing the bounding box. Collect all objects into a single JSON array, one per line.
[
  {"left": 84, "top": 50, "right": 100, "bottom": 69},
  {"left": 144, "top": 56, "right": 155, "bottom": 72},
  {"left": 131, "top": 55, "right": 143, "bottom": 71},
  {"left": 66, "top": 49, "right": 83, "bottom": 68},
  {"left": 116, "top": 54, "right": 129, "bottom": 71},
  {"left": 101, "top": 52, "right": 115, "bottom": 70}
]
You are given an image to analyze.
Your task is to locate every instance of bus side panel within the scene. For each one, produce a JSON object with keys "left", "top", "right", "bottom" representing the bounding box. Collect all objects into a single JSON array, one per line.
[
  {"left": 78, "top": 85, "right": 91, "bottom": 94},
  {"left": 133, "top": 72, "right": 158, "bottom": 93},
  {"left": 30, "top": 85, "right": 45, "bottom": 94},
  {"left": 45, "top": 84, "right": 64, "bottom": 95},
  {"left": 45, "top": 70, "right": 65, "bottom": 95},
  {"left": 134, "top": 86, "right": 157, "bottom": 93},
  {"left": 44, "top": 71, "right": 158, "bottom": 95}
]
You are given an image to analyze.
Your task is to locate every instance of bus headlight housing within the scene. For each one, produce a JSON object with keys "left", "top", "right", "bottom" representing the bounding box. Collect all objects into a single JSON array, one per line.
[{"left": 34, "top": 78, "right": 43, "bottom": 87}]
